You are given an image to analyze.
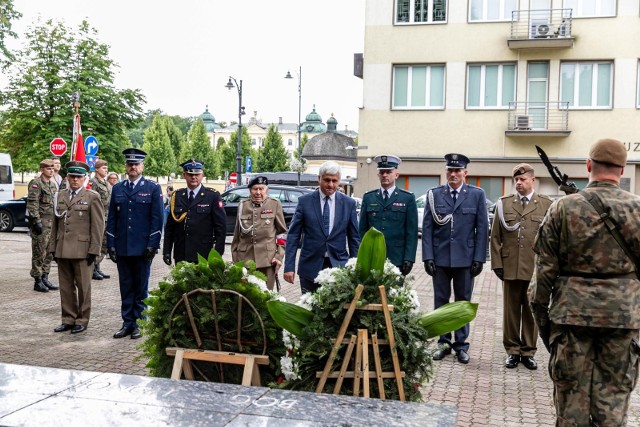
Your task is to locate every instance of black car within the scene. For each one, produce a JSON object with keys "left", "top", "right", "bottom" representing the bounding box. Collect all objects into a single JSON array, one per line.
[
  {"left": 0, "top": 196, "right": 28, "bottom": 232},
  {"left": 221, "top": 184, "right": 314, "bottom": 235}
]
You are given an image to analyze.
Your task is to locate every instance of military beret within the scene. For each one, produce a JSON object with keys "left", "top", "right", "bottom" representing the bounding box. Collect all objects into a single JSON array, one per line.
[
  {"left": 373, "top": 154, "right": 401, "bottom": 170},
  {"left": 65, "top": 160, "right": 90, "bottom": 176},
  {"left": 180, "top": 158, "right": 204, "bottom": 174},
  {"left": 39, "top": 159, "right": 54, "bottom": 168},
  {"left": 444, "top": 153, "right": 470, "bottom": 169},
  {"left": 589, "top": 138, "right": 627, "bottom": 168},
  {"left": 512, "top": 163, "right": 534, "bottom": 177},
  {"left": 248, "top": 176, "right": 268, "bottom": 188},
  {"left": 94, "top": 159, "right": 108, "bottom": 169},
  {"left": 122, "top": 147, "right": 146, "bottom": 164}
]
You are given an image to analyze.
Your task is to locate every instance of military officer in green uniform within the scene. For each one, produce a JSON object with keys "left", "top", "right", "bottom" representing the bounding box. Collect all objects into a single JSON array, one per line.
[
  {"left": 491, "top": 163, "right": 552, "bottom": 370},
  {"left": 529, "top": 138, "right": 640, "bottom": 426},
  {"left": 359, "top": 155, "right": 418, "bottom": 275},
  {"left": 27, "top": 159, "right": 59, "bottom": 292},
  {"left": 89, "top": 158, "right": 111, "bottom": 280}
]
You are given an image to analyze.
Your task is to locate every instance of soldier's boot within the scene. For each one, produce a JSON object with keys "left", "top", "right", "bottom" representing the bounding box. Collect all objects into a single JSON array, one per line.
[
  {"left": 41, "top": 273, "right": 59, "bottom": 290},
  {"left": 34, "top": 277, "right": 49, "bottom": 293},
  {"left": 92, "top": 266, "right": 103, "bottom": 280},
  {"left": 95, "top": 263, "right": 110, "bottom": 279}
]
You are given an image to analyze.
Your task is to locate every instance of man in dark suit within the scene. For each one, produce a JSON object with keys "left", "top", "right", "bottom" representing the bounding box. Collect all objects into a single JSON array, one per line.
[
  {"left": 163, "top": 159, "right": 226, "bottom": 265},
  {"left": 422, "top": 153, "right": 488, "bottom": 364},
  {"left": 107, "top": 148, "right": 163, "bottom": 340},
  {"left": 284, "top": 161, "right": 360, "bottom": 294},
  {"left": 359, "top": 154, "right": 417, "bottom": 275}
]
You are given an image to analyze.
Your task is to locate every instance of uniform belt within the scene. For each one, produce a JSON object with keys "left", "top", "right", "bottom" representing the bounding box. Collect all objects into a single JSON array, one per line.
[{"left": 560, "top": 271, "right": 637, "bottom": 280}]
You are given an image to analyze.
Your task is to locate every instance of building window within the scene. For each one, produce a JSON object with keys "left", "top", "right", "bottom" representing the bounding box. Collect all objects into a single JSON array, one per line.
[
  {"left": 560, "top": 61, "right": 612, "bottom": 109},
  {"left": 563, "top": 0, "right": 616, "bottom": 17},
  {"left": 396, "top": 0, "right": 447, "bottom": 24},
  {"left": 392, "top": 64, "right": 445, "bottom": 109},
  {"left": 466, "top": 63, "right": 516, "bottom": 109},
  {"left": 288, "top": 139, "right": 293, "bottom": 146},
  {"left": 637, "top": 61, "right": 640, "bottom": 109},
  {"left": 251, "top": 138, "right": 256, "bottom": 146},
  {"left": 469, "top": 0, "right": 518, "bottom": 22}
]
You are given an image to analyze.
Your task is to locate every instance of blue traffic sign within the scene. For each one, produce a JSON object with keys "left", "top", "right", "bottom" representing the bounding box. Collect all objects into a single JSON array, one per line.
[
  {"left": 85, "top": 155, "right": 98, "bottom": 171},
  {"left": 246, "top": 156, "right": 253, "bottom": 173},
  {"left": 84, "top": 135, "right": 98, "bottom": 156}
]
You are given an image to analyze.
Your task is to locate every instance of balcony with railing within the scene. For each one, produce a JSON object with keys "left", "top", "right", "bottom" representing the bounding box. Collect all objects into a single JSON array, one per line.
[
  {"left": 508, "top": 9, "right": 574, "bottom": 49},
  {"left": 505, "top": 102, "right": 571, "bottom": 136}
]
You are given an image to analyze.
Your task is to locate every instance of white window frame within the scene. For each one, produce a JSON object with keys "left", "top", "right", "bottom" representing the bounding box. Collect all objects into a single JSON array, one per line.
[
  {"left": 563, "top": 0, "right": 616, "bottom": 18},
  {"left": 465, "top": 63, "right": 517, "bottom": 110},
  {"left": 560, "top": 61, "right": 613, "bottom": 109},
  {"left": 637, "top": 60, "right": 640, "bottom": 109},
  {"left": 468, "top": 0, "right": 518, "bottom": 22},
  {"left": 395, "top": 0, "right": 448, "bottom": 24},
  {"left": 391, "top": 64, "right": 446, "bottom": 110}
]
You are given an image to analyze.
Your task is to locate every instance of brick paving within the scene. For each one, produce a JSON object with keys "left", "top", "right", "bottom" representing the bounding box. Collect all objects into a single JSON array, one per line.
[{"left": 1, "top": 230, "right": 639, "bottom": 426}]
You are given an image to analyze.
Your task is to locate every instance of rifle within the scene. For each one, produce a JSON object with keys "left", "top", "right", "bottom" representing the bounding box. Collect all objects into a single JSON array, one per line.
[{"left": 535, "top": 145, "right": 579, "bottom": 195}]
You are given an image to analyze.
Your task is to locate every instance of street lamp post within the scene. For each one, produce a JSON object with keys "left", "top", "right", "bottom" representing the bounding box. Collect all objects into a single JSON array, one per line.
[
  {"left": 225, "top": 76, "right": 245, "bottom": 186},
  {"left": 285, "top": 66, "right": 302, "bottom": 186}
]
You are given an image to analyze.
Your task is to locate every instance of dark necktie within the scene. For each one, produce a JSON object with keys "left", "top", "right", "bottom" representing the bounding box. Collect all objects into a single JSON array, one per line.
[
  {"left": 522, "top": 197, "right": 528, "bottom": 207},
  {"left": 128, "top": 181, "right": 134, "bottom": 190},
  {"left": 188, "top": 190, "right": 194, "bottom": 203},
  {"left": 69, "top": 191, "right": 76, "bottom": 202},
  {"left": 451, "top": 189, "right": 458, "bottom": 202},
  {"left": 383, "top": 189, "right": 389, "bottom": 201},
  {"left": 322, "top": 196, "right": 330, "bottom": 234}
]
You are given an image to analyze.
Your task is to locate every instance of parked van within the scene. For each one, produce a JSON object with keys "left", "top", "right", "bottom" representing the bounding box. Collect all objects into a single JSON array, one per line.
[{"left": 0, "top": 153, "right": 15, "bottom": 201}]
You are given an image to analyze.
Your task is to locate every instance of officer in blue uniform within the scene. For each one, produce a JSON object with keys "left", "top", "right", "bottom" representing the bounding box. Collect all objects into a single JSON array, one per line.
[
  {"left": 422, "top": 153, "right": 488, "bottom": 364},
  {"left": 106, "top": 148, "right": 163, "bottom": 340},
  {"left": 163, "top": 159, "right": 226, "bottom": 264},
  {"left": 359, "top": 154, "right": 418, "bottom": 275}
]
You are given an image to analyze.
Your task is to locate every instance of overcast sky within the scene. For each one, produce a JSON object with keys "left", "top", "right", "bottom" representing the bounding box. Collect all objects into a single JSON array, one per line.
[{"left": 5, "top": 0, "right": 365, "bottom": 131}]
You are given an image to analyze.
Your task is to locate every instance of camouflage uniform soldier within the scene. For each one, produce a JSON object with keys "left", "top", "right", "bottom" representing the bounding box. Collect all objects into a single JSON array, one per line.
[
  {"left": 89, "top": 159, "right": 111, "bottom": 280},
  {"left": 529, "top": 138, "right": 640, "bottom": 426},
  {"left": 27, "top": 159, "right": 59, "bottom": 292}
]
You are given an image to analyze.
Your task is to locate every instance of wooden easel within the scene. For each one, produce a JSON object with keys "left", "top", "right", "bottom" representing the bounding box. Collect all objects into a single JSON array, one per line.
[
  {"left": 165, "top": 289, "right": 269, "bottom": 386},
  {"left": 315, "top": 284, "right": 406, "bottom": 400}
]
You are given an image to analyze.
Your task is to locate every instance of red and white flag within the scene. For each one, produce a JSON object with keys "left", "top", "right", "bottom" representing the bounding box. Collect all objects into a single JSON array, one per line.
[{"left": 71, "top": 113, "right": 86, "bottom": 163}]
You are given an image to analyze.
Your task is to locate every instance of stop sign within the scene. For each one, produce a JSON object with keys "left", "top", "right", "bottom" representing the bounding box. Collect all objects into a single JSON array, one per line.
[
  {"left": 49, "top": 137, "right": 67, "bottom": 157},
  {"left": 229, "top": 172, "right": 237, "bottom": 184}
]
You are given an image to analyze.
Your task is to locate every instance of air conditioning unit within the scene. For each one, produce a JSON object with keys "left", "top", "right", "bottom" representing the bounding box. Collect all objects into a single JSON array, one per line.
[
  {"left": 515, "top": 115, "right": 531, "bottom": 130},
  {"left": 535, "top": 24, "right": 552, "bottom": 38}
]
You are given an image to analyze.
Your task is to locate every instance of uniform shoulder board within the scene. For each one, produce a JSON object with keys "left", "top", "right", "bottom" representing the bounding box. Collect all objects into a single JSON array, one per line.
[
  {"left": 364, "top": 189, "right": 378, "bottom": 195},
  {"left": 499, "top": 194, "right": 513, "bottom": 200},
  {"left": 398, "top": 188, "right": 413, "bottom": 195},
  {"left": 537, "top": 194, "right": 553, "bottom": 201},
  {"left": 87, "top": 189, "right": 100, "bottom": 196},
  {"left": 203, "top": 186, "right": 219, "bottom": 194}
]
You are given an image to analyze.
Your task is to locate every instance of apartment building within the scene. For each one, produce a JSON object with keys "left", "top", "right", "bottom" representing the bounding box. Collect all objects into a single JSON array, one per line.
[{"left": 356, "top": 0, "right": 640, "bottom": 201}]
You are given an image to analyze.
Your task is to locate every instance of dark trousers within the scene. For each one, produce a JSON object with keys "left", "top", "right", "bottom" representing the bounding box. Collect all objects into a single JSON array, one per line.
[
  {"left": 433, "top": 266, "right": 473, "bottom": 352},
  {"left": 300, "top": 257, "right": 332, "bottom": 294},
  {"left": 57, "top": 258, "right": 92, "bottom": 326},
  {"left": 116, "top": 256, "right": 151, "bottom": 329}
]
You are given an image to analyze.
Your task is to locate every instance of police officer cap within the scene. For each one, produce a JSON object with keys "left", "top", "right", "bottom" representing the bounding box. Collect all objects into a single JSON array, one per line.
[
  {"left": 589, "top": 138, "right": 627, "bottom": 168},
  {"left": 39, "top": 159, "right": 54, "bottom": 168},
  {"left": 65, "top": 161, "right": 90, "bottom": 176},
  {"left": 122, "top": 147, "right": 147, "bottom": 164},
  {"left": 444, "top": 153, "right": 470, "bottom": 169},
  {"left": 373, "top": 154, "right": 401, "bottom": 170},
  {"left": 248, "top": 176, "right": 269, "bottom": 188},
  {"left": 512, "top": 163, "right": 534, "bottom": 177},
  {"left": 94, "top": 159, "right": 108, "bottom": 169},
  {"left": 180, "top": 158, "right": 204, "bottom": 174}
]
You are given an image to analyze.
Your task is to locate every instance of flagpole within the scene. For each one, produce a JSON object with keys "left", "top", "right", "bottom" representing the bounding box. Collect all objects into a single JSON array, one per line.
[{"left": 71, "top": 91, "right": 80, "bottom": 161}]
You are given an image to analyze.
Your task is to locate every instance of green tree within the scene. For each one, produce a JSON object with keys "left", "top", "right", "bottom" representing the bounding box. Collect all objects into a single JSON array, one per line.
[
  {"left": 0, "top": 19, "right": 145, "bottom": 173},
  {"left": 218, "top": 128, "right": 253, "bottom": 176},
  {"left": 0, "top": 0, "right": 21, "bottom": 67},
  {"left": 141, "top": 114, "right": 175, "bottom": 179},
  {"left": 256, "top": 124, "right": 289, "bottom": 172},
  {"left": 163, "top": 116, "right": 185, "bottom": 166},
  {"left": 185, "top": 118, "right": 217, "bottom": 178}
]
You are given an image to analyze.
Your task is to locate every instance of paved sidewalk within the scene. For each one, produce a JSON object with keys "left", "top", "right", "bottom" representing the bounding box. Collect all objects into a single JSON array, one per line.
[{"left": 1, "top": 230, "right": 638, "bottom": 426}]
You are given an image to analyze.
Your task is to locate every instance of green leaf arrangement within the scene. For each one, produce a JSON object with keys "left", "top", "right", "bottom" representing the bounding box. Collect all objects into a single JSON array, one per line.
[
  {"left": 418, "top": 301, "right": 479, "bottom": 339},
  {"left": 137, "top": 249, "right": 286, "bottom": 384}
]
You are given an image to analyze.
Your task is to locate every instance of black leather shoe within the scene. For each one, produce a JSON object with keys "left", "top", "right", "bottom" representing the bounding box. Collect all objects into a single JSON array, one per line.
[
  {"left": 113, "top": 327, "right": 133, "bottom": 339},
  {"left": 34, "top": 278, "right": 49, "bottom": 293},
  {"left": 130, "top": 328, "right": 142, "bottom": 340},
  {"left": 41, "top": 274, "right": 58, "bottom": 290},
  {"left": 505, "top": 354, "right": 520, "bottom": 369},
  {"left": 95, "top": 265, "right": 110, "bottom": 279},
  {"left": 71, "top": 325, "right": 87, "bottom": 334},
  {"left": 456, "top": 350, "right": 470, "bottom": 364},
  {"left": 92, "top": 269, "right": 103, "bottom": 280},
  {"left": 54, "top": 324, "right": 73, "bottom": 332},
  {"left": 521, "top": 356, "right": 538, "bottom": 370},
  {"left": 432, "top": 347, "right": 452, "bottom": 360}
]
